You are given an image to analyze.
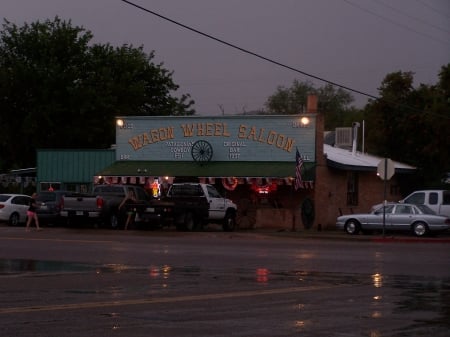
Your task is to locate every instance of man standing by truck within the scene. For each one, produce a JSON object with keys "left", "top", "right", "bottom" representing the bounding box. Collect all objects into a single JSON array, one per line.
[{"left": 119, "top": 189, "right": 137, "bottom": 230}]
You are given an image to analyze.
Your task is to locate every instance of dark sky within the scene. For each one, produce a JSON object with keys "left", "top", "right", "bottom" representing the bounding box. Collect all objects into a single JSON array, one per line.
[{"left": 2, "top": 0, "right": 450, "bottom": 115}]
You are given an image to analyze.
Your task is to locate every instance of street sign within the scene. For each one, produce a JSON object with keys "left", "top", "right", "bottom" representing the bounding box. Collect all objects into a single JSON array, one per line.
[{"left": 377, "top": 158, "right": 395, "bottom": 180}]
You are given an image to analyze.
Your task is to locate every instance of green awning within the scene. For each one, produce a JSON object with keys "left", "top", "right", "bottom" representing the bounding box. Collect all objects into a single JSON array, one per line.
[{"left": 96, "top": 161, "right": 315, "bottom": 180}]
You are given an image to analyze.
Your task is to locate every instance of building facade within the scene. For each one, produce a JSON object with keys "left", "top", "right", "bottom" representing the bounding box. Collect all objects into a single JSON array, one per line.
[
  {"left": 98, "top": 114, "right": 318, "bottom": 229},
  {"left": 31, "top": 97, "right": 415, "bottom": 230}
]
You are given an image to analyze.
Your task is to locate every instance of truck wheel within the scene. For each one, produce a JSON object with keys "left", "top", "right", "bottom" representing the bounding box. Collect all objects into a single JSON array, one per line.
[
  {"left": 184, "top": 212, "right": 199, "bottom": 231},
  {"left": 223, "top": 211, "right": 236, "bottom": 232},
  {"left": 109, "top": 213, "right": 120, "bottom": 229}
]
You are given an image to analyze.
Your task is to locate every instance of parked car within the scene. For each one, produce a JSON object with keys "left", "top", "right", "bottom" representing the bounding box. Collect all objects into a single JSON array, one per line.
[
  {"left": 336, "top": 203, "right": 450, "bottom": 237},
  {"left": 0, "top": 194, "right": 32, "bottom": 226},
  {"left": 35, "top": 190, "right": 69, "bottom": 225}
]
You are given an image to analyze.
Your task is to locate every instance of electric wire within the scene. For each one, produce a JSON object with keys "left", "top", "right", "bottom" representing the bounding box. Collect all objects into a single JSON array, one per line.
[
  {"left": 342, "top": 0, "right": 450, "bottom": 45},
  {"left": 413, "top": 0, "right": 450, "bottom": 20},
  {"left": 119, "top": 0, "right": 449, "bottom": 120},
  {"left": 373, "top": 0, "right": 450, "bottom": 35},
  {"left": 119, "top": 0, "right": 379, "bottom": 101}
]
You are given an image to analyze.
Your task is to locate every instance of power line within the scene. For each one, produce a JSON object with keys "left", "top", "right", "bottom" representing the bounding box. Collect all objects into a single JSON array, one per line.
[
  {"left": 119, "top": 0, "right": 449, "bottom": 120},
  {"left": 342, "top": 0, "right": 450, "bottom": 45},
  {"left": 414, "top": 0, "right": 450, "bottom": 20},
  {"left": 119, "top": 0, "right": 379, "bottom": 101},
  {"left": 373, "top": 0, "right": 450, "bottom": 35}
]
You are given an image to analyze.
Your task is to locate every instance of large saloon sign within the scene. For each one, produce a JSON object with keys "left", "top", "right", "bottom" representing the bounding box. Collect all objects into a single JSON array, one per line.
[{"left": 115, "top": 115, "right": 316, "bottom": 163}]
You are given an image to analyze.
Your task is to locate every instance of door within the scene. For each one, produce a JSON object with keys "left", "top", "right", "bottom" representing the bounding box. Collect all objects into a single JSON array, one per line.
[
  {"left": 371, "top": 205, "right": 394, "bottom": 230},
  {"left": 205, "top": 185, "right": 226, "bottom": 220},
  {"left": 12, "top": 196, "right": 32, "bottom": 223},
  {"left": 390, "top": 204, "right": 414, "bottom": 231}
]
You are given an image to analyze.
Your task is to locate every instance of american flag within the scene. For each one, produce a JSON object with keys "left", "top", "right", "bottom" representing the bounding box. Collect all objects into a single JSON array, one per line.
[{"left": 295, "top": 148, "right": 304, "bottom": 190}]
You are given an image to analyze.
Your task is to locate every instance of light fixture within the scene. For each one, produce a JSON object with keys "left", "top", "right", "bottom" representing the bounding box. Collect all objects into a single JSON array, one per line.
[
  {"left": 300, "top": 117, "right": 310, "bottom": 126},
  {"left": 116, "top": 119, "right": 124, "bottom": 127}
]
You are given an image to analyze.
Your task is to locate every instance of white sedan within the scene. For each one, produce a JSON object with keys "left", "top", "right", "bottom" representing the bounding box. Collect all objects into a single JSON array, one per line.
[
  {"left": 0, "top": 194, "right": 32, "bottom": 226},
  {"left": 336, "top": 203, "right": 450, "bottom": 237}
]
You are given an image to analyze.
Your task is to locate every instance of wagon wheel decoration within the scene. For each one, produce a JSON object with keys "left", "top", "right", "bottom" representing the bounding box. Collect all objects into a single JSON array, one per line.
[{"left": 191, "top": 140, "right": 213, "bottom": 163}]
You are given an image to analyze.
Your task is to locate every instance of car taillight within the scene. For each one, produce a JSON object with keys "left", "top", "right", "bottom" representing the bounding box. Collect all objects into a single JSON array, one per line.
[
  {"left": 0, "top": 204, "right": 4, "bottom": 209},
  {"left": 96, "top": 197, "right": 104, "bottom": 209}
]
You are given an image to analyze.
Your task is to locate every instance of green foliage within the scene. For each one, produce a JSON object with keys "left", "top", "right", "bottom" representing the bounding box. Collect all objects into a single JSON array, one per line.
[
  {"left": 264, "top": 80, "right": 360, "bottom": 130},
  {"left": 364, "top": 66, "right": 450, "bottom": 187},
  {"left": 0, "top": 17, "right": 195, "bottom": 171}
]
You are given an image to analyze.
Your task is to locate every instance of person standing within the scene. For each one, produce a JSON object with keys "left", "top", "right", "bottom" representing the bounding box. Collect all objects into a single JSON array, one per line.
[
  {"left": 26, "top": 193, "right": 41, "bottom": 231},
  {"left": 119, "top": 189, "right": 137, "bottom": 230}
]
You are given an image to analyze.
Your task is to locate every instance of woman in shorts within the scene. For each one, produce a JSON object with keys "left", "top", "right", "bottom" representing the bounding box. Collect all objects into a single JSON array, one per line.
[{"left": 26, "top": 193, "right": 41, "bottom": 231}]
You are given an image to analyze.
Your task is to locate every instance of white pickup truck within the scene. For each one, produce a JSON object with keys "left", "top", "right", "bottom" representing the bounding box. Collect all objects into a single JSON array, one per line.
[
  {"left": 165, "top": 183, "right": 237, "bottom": 231},
  {"left": 401, "top": 190, "right": 450, "bottom": 217}
]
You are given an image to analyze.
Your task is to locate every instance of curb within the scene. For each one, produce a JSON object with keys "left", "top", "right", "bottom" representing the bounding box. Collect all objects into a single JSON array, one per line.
[
  {"left": 371, "top": 236, "right": 450, "bottom": 243},
  {"left": 247, "top": 229, "right": 450, "bottom": 243}
]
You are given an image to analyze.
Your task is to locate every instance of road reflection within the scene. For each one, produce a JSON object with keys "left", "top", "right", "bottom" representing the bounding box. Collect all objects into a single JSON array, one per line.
[{"left": 1, "top": 257, "right": 449, "bottom": 333}]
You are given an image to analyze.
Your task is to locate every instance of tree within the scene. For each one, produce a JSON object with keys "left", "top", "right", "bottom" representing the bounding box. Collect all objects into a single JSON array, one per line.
[
  {"left": 0, "top": 17, "right": 195, "bottom": 171},
  {"left": 364, "top": 66, "right": 450, "bottom": 187},
  {"left": 264, "top": 80, "right": 359, "bottom": 130},
  {"left": 265, "top": 80, "right": 315, "bottom": 114},
  {"left": 364, "top": 71, "right": 415, "bottom": 159}
]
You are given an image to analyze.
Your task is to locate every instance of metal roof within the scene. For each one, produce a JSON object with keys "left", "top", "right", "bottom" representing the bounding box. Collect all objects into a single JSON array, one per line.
[
  {"left": 324, "top": 144, "right": 416, "bottom": 173},
  {"left": 37, "top": 149, "right": 116, "bottom": 182}
]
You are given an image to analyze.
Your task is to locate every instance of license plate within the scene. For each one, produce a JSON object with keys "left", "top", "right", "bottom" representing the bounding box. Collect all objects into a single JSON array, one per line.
[
  {"left": 146, "top": 207, "right": 155, "bottom": 213},
  {"left": 76, "top": 211, "right": 83, "bottom": 216}
]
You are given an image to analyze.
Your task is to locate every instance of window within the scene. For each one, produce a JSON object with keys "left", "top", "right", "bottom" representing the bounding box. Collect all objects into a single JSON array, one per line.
[
  {"left": 395, "top": 205, "right": 412, "bottom": 214},
  {"left": 429, "top": 192, "right": 438, "bottom": 205},
  {"left": 40, "top": 182, "right": 61, "bottom": 191},
  {"left": 346, "top": 172, "right": 358, "bottom": 206},
  {"left": 206, "top": 185, "right": 222, "bottom": 198},
  {"left": 404, "top": 192, "right": 424, "bottom": 204},
  {"left": 111, "top": 186, "right": 124, "bottom": 194},
  {"left": 170, "top": 184, "right": 204, "bottom": 197},
  {"left": 389, "top": 184, "right": 400, "bottom": 195},
  {"left": 443, "top": 191, "right": 450, "bottom": 205},
  {"left": 374, "top": 205, "right": 394, "bottom": 215},
  {"left": 37, "top": 192, "right": 56, "bottom": 202},
  {"left": 13, "top": 196, "right": 31, "bottom": 206},
  {"left": 135, "top": 188, "right": 148, "bottom": 201}
]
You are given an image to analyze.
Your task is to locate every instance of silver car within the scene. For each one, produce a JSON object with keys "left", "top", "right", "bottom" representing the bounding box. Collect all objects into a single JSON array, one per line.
[{"left": 336, "top": 203, "right": 450, "bottom": 237}]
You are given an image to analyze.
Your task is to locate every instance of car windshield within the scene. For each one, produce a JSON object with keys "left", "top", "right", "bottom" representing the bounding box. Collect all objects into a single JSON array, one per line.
[{"left": 416, "top": 204, "right": 436, "bottom": 215}]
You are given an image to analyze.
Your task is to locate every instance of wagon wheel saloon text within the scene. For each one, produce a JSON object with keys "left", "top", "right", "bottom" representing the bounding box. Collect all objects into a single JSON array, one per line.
[{"left": 124, "top": 122, "right": 300, "bottom": 160}]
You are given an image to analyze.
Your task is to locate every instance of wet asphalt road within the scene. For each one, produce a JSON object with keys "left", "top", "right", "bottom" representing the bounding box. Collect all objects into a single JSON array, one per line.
[{"left": 0, "top": 225, "right": 449, "bottom": 337}]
